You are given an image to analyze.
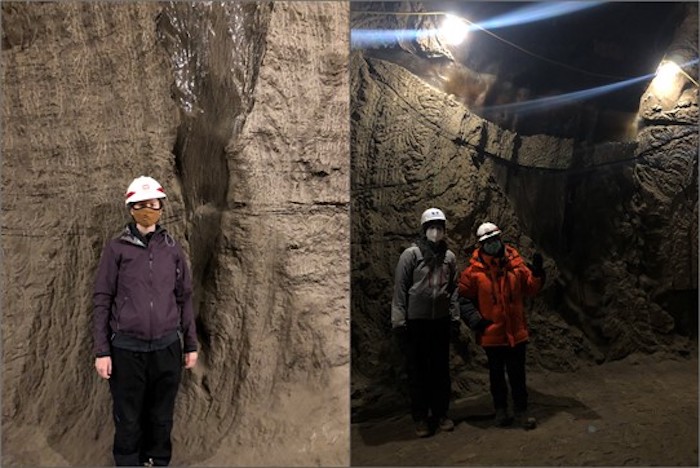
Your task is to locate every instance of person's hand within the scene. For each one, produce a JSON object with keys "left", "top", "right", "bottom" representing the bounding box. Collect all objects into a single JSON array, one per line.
[
  {"left": 184, "top": 351, "right": 198, "bottom": 369},
  {"left": 95, "top": 356, "right": 112, "bottom": 379},
  {"left": 475, "top": 319, "right": 493, "bottom": 333}
]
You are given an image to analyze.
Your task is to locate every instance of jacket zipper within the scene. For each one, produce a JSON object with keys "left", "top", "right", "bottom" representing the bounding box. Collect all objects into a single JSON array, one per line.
[
  {"left": 431, "top": 268, "right": 435, "bottom": 319},
  {"left": 430, "top": 262, "right": 448, "bottom": 320},
  {"left": 486, "top": 258, "right": 511, "bottom": 345},
  {"left": 500, "top": 274, "right": 513, "bottom": 346},
  {"left": 149, "top": 247, "right": 154, "bottom": 339}
]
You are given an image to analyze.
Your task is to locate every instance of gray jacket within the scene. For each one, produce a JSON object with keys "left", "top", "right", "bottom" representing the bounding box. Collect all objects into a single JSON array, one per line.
[{"left": 391, "top": 243, "right": 460, "bottom": 328}]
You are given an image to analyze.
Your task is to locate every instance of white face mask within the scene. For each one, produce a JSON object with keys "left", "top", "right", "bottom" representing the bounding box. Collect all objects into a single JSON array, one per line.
[{"left": 425, "top": 226, "right": 444, "bottom": 243}]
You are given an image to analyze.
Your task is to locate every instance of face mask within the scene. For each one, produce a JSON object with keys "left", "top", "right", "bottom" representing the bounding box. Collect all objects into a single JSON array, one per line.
[
  {"left": 425, "top": 226, "right": 444, "bottom": 243},
  {"left": 482, "top": 238, "right": 502, "bottom": 256},
  {"left": 132, "top": 207, "right": 161, "bottom": 228}
]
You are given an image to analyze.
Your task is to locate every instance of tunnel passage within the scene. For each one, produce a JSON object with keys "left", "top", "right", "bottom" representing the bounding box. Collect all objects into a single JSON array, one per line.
[{"left": 350, "top": 2, "right": 698, "bottom": 421}]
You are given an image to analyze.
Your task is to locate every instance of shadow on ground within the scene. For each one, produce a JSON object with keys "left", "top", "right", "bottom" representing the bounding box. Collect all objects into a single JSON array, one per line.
[{"left": 355, "top": 388, "right": 599, "bottom": 446}]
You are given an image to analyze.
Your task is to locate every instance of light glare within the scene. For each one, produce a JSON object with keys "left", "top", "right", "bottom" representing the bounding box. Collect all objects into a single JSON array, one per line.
[
  {"left": 440, "top": 14, "right": 468, "bottom": 46},
  {"left": 656, "top": 61, "right": 682, "bottom": 82},
  {"left": 652, "top": 60, "right": 684, "bottom": 98}
]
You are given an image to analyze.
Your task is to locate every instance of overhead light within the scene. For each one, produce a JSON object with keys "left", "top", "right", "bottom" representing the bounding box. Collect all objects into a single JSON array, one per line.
[
  {"left": 439, "top": 14, "right": 469, "bottom": 46},
  {"left": 655, "top": 60, "right": 683, "bottom": 86},
  {"left": 651, "top": 59, "right": 699, "bottom": 99}
]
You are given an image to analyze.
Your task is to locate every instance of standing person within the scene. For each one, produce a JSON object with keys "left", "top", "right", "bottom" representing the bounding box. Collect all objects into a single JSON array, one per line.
[
  {"left": 458, "top": 222, "right": 544, "bottom": 430},
  {"left": 391, "top": 207, "right": 462, "bottom": 437},
  {"left": 93, "top": 176, "right": 198, "bottom": 466}
]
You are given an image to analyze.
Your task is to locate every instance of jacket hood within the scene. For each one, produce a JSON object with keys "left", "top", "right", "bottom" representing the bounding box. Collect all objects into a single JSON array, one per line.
[
  {"left": 120, "top": 223, "right": 167, "bottom": 248},
  {"left": 415, "top": 237, "right": 448, "bottom": 270}
]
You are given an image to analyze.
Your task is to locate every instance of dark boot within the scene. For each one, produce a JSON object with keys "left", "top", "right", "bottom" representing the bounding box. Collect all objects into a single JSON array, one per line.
[
  {"left": 415, "top": 419, "right": 431, "bottom": 438},
  {"left": 494, "top": 408, "right": 513, "bottom": 427},
  {"left": 438, "top": 416, "right": 455, "bottom": 432},
  {"left": 514, "top": 409, "right": 537, "bottom": 430}
]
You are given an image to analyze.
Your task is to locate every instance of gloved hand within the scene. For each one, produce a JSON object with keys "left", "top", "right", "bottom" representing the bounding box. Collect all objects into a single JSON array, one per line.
[
  {"left": 459, "top": 296, "right": 481, "bottom": 330},
  {"left": 528, "top": 252, "right": 545, "bottom": 278},
  {"left": 475, "top": 318, "right": 493, "bottom": 333},
  {"left": 450, "top": 320, "right": 461, "bottom": 340}
]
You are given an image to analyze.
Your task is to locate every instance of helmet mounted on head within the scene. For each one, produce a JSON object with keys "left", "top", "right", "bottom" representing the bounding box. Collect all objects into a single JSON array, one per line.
[
  {"left": 125, "top": 176, "right": 167, "bottom": 206},
  {"left": 420, "top": 208, "right": 447, "bottom": 228},
  {"left": 476, "top": 222, "right": 501, "bottom": 242}
]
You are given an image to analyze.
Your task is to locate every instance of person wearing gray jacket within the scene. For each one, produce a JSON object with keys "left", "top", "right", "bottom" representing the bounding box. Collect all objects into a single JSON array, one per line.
[{"left": 391, "top": 207, "right": 461, "bottom": 438}]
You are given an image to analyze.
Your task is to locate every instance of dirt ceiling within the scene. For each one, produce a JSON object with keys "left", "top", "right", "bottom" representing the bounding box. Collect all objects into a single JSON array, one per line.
[
  {"left": 437, "top": 2, "right": 684, "bottom": 104},
  {"left": 351, "top": 2, "right": 692, "bottom": 141}
]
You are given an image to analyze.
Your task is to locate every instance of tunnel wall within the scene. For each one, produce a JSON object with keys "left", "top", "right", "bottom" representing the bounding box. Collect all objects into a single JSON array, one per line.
[
  {"left": 2, "top": 2, "right": 349, "bottom": 465},
  {"left": 350, "top": 38, "right": 698, "bottom": 418}
]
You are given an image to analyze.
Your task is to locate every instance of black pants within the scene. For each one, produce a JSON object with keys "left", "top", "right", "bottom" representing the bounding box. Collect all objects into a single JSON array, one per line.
[
  {"left": 109, "top": 340, "right": 182, "bottom": 466},
  {"left": 484, "top": 342, "right": 528, "bottom": 411},
  {"left": 405, "top": 317, "right": 451, "bottom": 422}
]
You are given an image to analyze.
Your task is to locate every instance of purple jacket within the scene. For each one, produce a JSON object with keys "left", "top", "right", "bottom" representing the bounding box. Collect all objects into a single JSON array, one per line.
[{"left": 93, "top": 224, "right": 198, "bottom": 356}]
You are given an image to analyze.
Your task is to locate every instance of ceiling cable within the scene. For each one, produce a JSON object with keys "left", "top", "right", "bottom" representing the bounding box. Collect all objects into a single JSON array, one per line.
[{"left": 352, "top": 10, "right": 632, "bottom": 81}]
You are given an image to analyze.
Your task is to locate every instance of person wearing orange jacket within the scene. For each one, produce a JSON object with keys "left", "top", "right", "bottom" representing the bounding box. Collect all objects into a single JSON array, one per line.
[{"left": 458, "top": 222, "right": 544, "bottom": 430}]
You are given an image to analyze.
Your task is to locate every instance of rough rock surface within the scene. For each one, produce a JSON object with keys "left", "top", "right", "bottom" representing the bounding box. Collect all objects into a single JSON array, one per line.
[
  {"left": 2, "top": 2, "right": 349, "bottom": 466},
  {"left": 350, "top": 2, "right": 698, "bottom": 418}
]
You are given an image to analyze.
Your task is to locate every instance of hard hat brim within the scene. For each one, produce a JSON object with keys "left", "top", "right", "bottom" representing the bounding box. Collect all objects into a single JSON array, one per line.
[
  {"left": 125, "top": 190, "right": 167, "bottom": 206},
  {"left": 478, "top": 230, "right": 501, "bottom": 242}
]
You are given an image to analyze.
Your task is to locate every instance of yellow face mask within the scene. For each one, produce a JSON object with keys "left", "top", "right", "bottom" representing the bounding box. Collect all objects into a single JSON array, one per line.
[{"left": 131, "top": 207, "right": 161, "bottom": 228}]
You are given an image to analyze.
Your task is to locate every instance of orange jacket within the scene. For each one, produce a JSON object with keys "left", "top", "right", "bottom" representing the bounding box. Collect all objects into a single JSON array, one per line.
[{"left": 458, "top": 245, "right": 542, "bottom": 347}]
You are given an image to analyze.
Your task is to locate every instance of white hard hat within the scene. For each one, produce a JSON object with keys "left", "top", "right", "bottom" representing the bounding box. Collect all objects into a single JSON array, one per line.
[
  {"left": 125, "top": 176, "right": 167, "bottom": 206},
  {"left": 476, "top": 222, "right": 501, "bottom": 242},
  {"left": 421, "top": 208, "right": 447, "bottom": 226}
]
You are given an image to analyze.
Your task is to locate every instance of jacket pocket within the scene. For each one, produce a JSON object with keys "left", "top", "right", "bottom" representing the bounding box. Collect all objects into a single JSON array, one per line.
[
  {"left": 115, "top": 296, "right": 128, "bottom": 331},
  {"left": 117, "top": 296, "right": 141, "bottom": 334}
]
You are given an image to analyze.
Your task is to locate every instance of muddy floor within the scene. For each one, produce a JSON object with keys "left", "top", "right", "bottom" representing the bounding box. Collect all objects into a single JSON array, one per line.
[{"left": 352, "top": 352, "right": 698, "bottom": 466}]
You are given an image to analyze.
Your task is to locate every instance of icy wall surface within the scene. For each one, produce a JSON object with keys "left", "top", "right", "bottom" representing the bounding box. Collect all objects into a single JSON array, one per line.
[
  {"left": 2, "top": 2, "right": 349, "bottom": 465},
  {"left": 350, "top": 4, "right": 698, "bottom": 420}
]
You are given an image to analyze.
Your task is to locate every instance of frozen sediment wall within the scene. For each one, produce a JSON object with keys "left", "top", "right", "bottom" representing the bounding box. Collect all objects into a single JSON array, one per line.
[
  {"left": 350, "top": 4, "right": 697, "bottom": 419},
  {"left": 351, "top": 54, "right": 600, "bottom": 419},
  {"left": 2, "top": 2, "right": 349, "bottom": 465}
]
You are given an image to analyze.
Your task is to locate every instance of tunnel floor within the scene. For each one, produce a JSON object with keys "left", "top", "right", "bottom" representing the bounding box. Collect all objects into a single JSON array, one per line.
[{"left": 351, "top": 352, "right": 698, "bottom": 466}]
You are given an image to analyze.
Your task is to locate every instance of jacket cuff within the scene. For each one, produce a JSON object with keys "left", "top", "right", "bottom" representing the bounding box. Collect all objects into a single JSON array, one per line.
[
  {"left": 95, "top": 351, "right": 111, "bottom": 358},
  {"left": 184, "top": 345, "right": 198, "bottom": 353}
]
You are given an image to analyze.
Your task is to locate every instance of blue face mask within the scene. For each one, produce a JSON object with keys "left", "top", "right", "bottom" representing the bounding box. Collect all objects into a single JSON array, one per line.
[{"left": 482, "top": 238, "right": 502, "bottom": 256}]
